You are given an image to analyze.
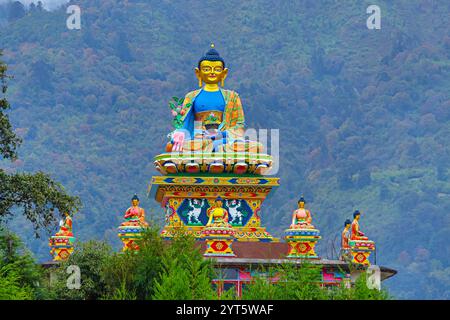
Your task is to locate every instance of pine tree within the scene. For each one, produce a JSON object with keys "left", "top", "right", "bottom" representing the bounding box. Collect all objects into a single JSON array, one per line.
[{"left": 152, "top": 234, "right": 217, "bottom": 300}]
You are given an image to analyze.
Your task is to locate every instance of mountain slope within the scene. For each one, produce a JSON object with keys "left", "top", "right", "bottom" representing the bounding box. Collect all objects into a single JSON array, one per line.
[{"left": 0, "top": 0, "right": 449, "bottom": 299}]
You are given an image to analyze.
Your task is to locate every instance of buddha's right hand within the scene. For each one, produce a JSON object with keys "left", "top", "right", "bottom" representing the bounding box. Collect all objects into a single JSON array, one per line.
[{"left": 172, "top": 131, "right": 185, "bottom": 152}]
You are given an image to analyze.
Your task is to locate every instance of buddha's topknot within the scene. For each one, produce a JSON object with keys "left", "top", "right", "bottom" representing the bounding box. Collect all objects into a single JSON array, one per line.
[{"left": 198, "top": 43, "right": 226, "bottom": 68}]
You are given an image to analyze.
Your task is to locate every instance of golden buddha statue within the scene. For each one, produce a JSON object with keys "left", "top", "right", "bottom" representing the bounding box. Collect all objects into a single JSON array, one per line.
[
  {"left": 55, "top": 212, "right": 74, "bottom": 236},
  {"left": 350, "top": 210, "right": 368, "bottom": 241},
  {"left": 123, "top": 194, "right": 148, "bottom": 227},
  {"left": 156, "top": 44, "right": 272, "bottom": 175},
  {"left": 290, "top": 197, "right": 314, "bottom": 229},
  {"left": 168, "top": 44, "right": 244, "bottom": 153},
  {"left": 206, "top": 196, "right": 230, "bottom": 227},
  {"left": 202, "top": 196, "right": 236, "bottom": 257}
]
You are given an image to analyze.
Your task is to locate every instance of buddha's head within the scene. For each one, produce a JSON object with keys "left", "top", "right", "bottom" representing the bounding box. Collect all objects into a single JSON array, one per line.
[
  {"left": 353, "top": 210, "right": 361, "bottom": 221},
  {"left": 131, "top": 194, "right": 140, "bottom": 206},
  {"left": 297, "top": 197, "right": 306, "bottom": 209},
  {"left": 195, "top": 44, "right": 228, "bottom": 87},
  {"left": 215, "top": 196, "right": 224, "bottom": 208},
  {"left": 344, "top": 219, "right": 352, "bottom": 229}
]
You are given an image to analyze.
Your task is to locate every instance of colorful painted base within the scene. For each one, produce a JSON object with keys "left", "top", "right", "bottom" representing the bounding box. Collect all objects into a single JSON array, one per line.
[
  {"left": 349, "top": 239, "right": 375, "bottom": 265},
  {"left": 49, "top": 235, "right": 75, "bottom": 261},
  {"left": 154, "top": 152, "right": 273, "bottom": 175},
  {"left": 149, "top": 175, "right": 279, "bottom": 242},
  {"left": 161, "top": 225, "right": 275, "bottom": 242},
  {"left": 285, "top": 228, "right": 321, "bottom": 259},
  {"left": 201, "top": 225, "right": 236, "bottom": 257},
  {"left": 118, "top": 222, "right": 145, "bottom": 251}
]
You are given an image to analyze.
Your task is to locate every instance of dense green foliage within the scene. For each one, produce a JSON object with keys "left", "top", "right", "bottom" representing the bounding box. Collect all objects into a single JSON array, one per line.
[
  {"left": 49, "top": 239, "right": 112, "bottom": 299},
  {"left": 0, "top": 228, "right": 49, "bottom": 299},
  {"left": 0, "top": 0, "right": 448, "bottom": 298},
  {"left": 152, "top": 233, "right": 220, "bottom": 300},
  {"left": 241, "top": 264, "right": 389, "bottom": 300},
  {"left": 48, "top": 227, "right": 219, "bottom": 300},
  {"left": 0, "top": 227, "right": 388, "bottom": 300}
]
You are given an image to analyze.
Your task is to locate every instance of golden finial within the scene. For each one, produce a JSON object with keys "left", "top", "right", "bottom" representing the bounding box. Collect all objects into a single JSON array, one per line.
[{"left": 210, "top": 43, "right": 215, "bottom": 49}]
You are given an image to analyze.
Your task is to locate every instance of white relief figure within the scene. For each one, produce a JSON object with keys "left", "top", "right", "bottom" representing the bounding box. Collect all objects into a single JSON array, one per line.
[
  {"left": 165, "top": 202, "right": 172, "bottom": 224},
  {"left": 184, "top": 199, "right": 205, "bottom": 225},
  {"left": 226, "top": 199, "right": 243, "bottom": 225}
]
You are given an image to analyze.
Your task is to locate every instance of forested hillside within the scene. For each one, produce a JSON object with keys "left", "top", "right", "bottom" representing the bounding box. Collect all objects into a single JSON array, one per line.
[{"left": 0, "top": 0, "right": 449, "bottom": 299}]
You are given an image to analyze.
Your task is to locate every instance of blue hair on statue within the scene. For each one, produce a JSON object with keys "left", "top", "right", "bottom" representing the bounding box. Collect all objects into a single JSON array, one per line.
[
  {"left": 198, "top": 45, "right": 225, "bottom": 69},
  {"left": 215, "top": 196, "right": 223, "bottom": 202},
  {"left": 132, "top": 194, "right": 139, "bottom": 201},
  {"left": 298, "top": 197, "right": 306, "bottom": 204},
  {"left": 345, "top": 219, "right": 352, "bottom": 227},
  {"left": 353, "top": 210, "right": 361, "bottom": 218}
]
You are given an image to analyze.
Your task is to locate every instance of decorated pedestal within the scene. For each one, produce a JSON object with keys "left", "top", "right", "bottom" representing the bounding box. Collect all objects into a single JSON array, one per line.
[
  {"left": 349, "top": 239, "right": 375, "bottom": 265},
  {"left": 154, "top": 151, "right": 272, "bottom": 176},
  {"left": 201, "top": 225, "right": 236, "bottom": 257},
  {"left": 118, "top": 218, "right": 145, "bottom": 251},
  {"left": 149, "top": 175, "right": 279, "bottom": 242},
  {"left": 285, "top": 228, "right": 321, "bottom": 259},
  {"left": 118, "top": 194, "right": 149, "bottom": 251},
  {"left": 49, "top": 235, "right": 75, "bottom": 261}
]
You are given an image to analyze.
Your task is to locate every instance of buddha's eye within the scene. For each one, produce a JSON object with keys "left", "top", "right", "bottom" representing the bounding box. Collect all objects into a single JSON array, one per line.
[
  {"left": 202, "top": 67, "right": 212, "bottom": 72},
  {"left": 214, "top": 68, "right": 223, "bottom": 72}
]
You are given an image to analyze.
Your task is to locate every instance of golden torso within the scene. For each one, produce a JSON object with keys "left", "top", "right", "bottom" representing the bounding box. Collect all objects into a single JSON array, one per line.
[{"left": 207, "top": 206, "right": 228, "bottom": 226}]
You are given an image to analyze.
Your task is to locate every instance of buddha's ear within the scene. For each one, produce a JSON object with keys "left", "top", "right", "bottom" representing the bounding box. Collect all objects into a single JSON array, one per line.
[
  {"left": 222, "top": 68, "right": 229, "bottom": 80},
  {"left": 195, "top": 68, "right": 202, "bottom": 87},
  {"left": 195, "top": 67, "right": 201, "bottom": 79}
]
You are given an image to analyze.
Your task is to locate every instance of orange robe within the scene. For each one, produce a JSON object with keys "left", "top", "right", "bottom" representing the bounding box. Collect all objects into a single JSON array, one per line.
[
  {"left": 341, "top": 229, "right": 350, "bottom": 249},
  {"left": 125, "top": 206, "right": 148, "bottom": 226},
  {"left": 56, "top": 216, "right": 73, "bottom": 236},
  {"left": 351, "top": 220, "right": 368, "bottom": 240}
]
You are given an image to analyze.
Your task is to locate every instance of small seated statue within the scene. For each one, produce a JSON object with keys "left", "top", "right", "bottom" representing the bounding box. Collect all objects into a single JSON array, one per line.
[
  {"left": 55, "top": 212, "right": 74, "bottom": 237},
  {"left": 340, "top": 219, "right": 352, "bottom": 260},
  {"left": 350, "top": 210, "right": 368, "bottom": 240},
  {"left": 206, "top": 196, "right": 230, "bottom": 227},
  {"left": 290, "top": 197, "right": 314, "bottom": 229},
  {"left": 124, "top": 194, "right": 148, "bottom": 227}
]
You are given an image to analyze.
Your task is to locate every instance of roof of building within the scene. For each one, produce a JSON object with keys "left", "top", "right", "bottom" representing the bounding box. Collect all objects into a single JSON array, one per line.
[{"left": 198, "top": 241, "right": 397, "bottom": 281}]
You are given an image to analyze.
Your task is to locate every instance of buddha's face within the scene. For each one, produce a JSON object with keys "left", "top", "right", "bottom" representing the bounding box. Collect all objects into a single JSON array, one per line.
[
  {"left": 132, "top": 199, "right": 139, "bottom": 206},
  {"left": 195, "top": 60, "right": 228, "bottom": 85},
  {"left": 215, "top": 200, "right": 223, "bottom": 208},
  {"left": 298, "top": 201, "right": 305, "bottom": 209},
  {"left": 355, "top": 214, "right": 360, "bottom": 220}
]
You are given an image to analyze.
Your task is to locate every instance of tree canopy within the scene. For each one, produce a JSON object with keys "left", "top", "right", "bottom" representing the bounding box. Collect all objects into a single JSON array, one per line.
[{"left": 0, "top": 51, "right": 80, "bottom": 235}]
